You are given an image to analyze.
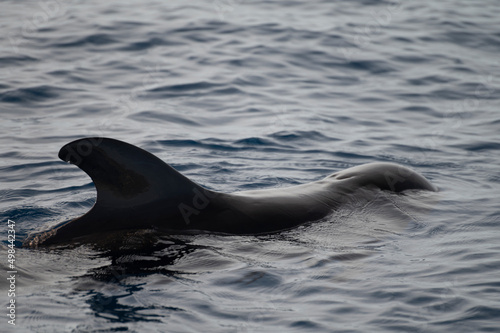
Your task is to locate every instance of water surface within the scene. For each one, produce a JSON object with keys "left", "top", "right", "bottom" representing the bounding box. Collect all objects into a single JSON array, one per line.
[{"left": 1, "top": 0, "right": 499, "bottom": 332}]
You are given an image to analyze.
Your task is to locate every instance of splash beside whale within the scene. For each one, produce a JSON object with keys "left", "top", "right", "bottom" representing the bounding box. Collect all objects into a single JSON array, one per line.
[{"left": 24, "top": 137, "right": 437, "bottom": 247}]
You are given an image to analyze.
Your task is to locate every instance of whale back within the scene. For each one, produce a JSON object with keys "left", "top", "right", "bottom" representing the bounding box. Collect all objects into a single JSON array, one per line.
[
  {"left": 24, "top": 138, "right": 437, "bottom": 247},
  {"left": 330, "top": 162, "right": 437, "bottom": 193}
]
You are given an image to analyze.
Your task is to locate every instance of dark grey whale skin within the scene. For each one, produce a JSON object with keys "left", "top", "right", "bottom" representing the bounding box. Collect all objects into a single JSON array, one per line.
[{"left": 24, "top": 137, "right": 437, "bottom": 247}]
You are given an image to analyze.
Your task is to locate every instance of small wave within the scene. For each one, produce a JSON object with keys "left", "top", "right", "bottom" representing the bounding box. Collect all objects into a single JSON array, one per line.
[
  {"left": 452, "top": 141, "right": 500, "bottom": 152},
  {"left": 118, "top": 37, "right": 182, "bottom": 51},
  {"left": 129, "top": 110, "right": 200, "bottom": 126},
  {"left": 0, "top": 85, "right": 68, "bottom": 104},
  {"left": 234, "top": 137, "right": 273, "bottom": 146},
  {"left": 147, "top": 81, "right": 243, "bottom": 98},
  {"left": 406, "top": 75, "right": 455, "bottom": 86},
  {"left": 0, "top": 54, "right": 38, "bottom": 68},
  {"left": 52, "top": 33, "right": 118, "bottom": 48}
]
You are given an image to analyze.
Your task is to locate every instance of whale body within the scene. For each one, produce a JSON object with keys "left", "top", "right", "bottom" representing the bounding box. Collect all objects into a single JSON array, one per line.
[{"left": 24, "top": 137, "right": 437, "bottom": 247}]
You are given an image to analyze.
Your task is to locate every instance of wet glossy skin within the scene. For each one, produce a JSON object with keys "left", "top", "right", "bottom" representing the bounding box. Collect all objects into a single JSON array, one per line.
[{"left": 24, "top": 138, "right": 437, "bottom": 247}]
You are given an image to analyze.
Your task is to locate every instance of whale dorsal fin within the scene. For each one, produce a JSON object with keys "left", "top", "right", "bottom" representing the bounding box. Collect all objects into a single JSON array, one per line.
[
  {"left": 58, "top": 138, "right": 212, "bottom": 222},
  {"left": 23, "top": 137, "right": 217, "bottom": 247}
]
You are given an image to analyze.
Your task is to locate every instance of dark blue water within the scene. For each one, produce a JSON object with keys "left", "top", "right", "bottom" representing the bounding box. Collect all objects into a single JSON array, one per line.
[{"left": 1, "top": 0, "right": 499, "bottom": 332}]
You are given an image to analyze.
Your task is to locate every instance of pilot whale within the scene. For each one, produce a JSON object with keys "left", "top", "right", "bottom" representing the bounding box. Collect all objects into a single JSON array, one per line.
[{"left": 24, "top": 137, "right": 437, "bottom": 247}]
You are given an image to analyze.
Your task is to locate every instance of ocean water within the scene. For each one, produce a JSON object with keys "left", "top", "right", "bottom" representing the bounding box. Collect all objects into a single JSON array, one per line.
[{"left": 1, "top": 0, "right": 500, "bottom": 332}]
